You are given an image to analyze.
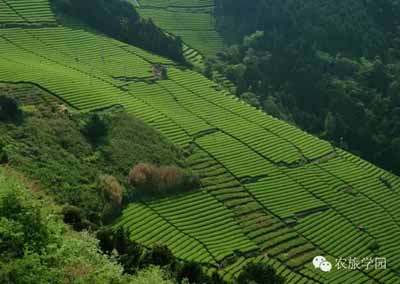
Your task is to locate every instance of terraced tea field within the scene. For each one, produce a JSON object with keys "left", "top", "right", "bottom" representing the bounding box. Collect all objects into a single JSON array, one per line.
[
  {"left": 1, "top": 1, "right": 400, "bottom": 283},
  {"left": 135, "top": 0, "right": 224, "bottom": 58},
  {"left": 0, "top": 0, "right": 56, "bottom": 24}
]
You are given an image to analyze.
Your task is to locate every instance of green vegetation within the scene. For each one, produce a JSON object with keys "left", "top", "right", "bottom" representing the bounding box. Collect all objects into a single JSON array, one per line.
[
  {"left": 237, "top": 262, "right": 284, "bottom": 284},
  {"left": 0, "top": 0, "right": 56, "bottom": 24},
  {"left": 0, "top": 168, "right": 151, "bottom": 284},
  {"left": 210, "top": 1, "right": 400, "bottom": 175},
  {"left": 0, "top": 95, "right": 21, "bottom": 122},
  {"left": 131, "top": 266, "right": 175, "bottom": 284},
  {"left": 128, "top": 163, "right": 200, "bottom": 196},
  {"left": 0, "top": 83, "right": 185, "bottom": 225},
  {"left": 1, "top": 1, "right": 400, "bottom": 284},
  {"left": 136, "top": 0, "right": 224, "bottom": 59},
  {"left": 51, "top": 0, "right": 185, "bottom": 62},
  {"left": 0, "top": 170, "right": 281, "bottom": 284}
]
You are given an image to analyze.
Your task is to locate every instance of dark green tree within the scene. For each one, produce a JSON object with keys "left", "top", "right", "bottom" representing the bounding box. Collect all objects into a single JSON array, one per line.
[
  {"left": 143, "top": 244, "right": 176, "bottom": 267},
  {"left": 237, "top": 262, "right": 284, "bottom": 284},
  {"left": 82, "top": 113, "right": 108, "bottom": 145},
  {"left": 0, "top": 95, "right": 21, "bottom": 122},
  {"left": 177, "top": 261, "right": 205, "bottom": 284}
]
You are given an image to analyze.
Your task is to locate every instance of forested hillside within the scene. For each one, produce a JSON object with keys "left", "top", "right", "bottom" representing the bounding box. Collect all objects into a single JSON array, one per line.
[
  {"left": 209, "top": 0, "right": 400, "bottom": 174},
  {"left": 51, "top": 0, "right": 185, "bottom": 62},
  {"left": 1, "top": 1, "right": 400, "bottom": 284},
  {"left": 0, "top": 166, "right": 187, "bottom": 284}
]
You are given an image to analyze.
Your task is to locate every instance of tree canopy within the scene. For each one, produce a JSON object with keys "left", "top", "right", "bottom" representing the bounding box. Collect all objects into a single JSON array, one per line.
[{"left": 209, "top": 0, "right": 400, "bottom": 174}]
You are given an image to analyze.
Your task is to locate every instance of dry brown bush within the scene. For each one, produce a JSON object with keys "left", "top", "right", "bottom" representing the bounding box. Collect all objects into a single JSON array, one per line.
[
  {"left": 97, "top": 175, "right": 123, "bottom": 205},
  {"left": 159, "top": 165, "right": 185, "bottom": 190},
  {"left": 97, "top": 175, "right": 124, "bottom": 224},
  {"left": 128, "top": 163, "right": 199, "bottom": 195},
  {"left": 128, "top": 163, "right": 160, "bottom": 192}
]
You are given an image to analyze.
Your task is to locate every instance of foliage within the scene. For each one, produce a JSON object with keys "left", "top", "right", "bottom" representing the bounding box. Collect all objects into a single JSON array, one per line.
[
  {"left": 97, "top": 227, "right": 144, "bottom": 274},
  {"left": 97, "top": 175, "right": 124, "bottom": 224},
  {"left": 97, "top": 175, "right": 123, "bottom": 206},
  {"left": 0, "top": 187, "right": 50, "bottom": 259},
  {"left": 0, "top": 95, "right": 21, "bottom": 122},
  {"left": 215, "top": 0, "right": 400, "bottom": 57},
  {"left": 208, "top": 12, "right": 400, "bottom": 174},
  {"left": 62, "top": 204, "right": 88, "bottom": 231},
  {"left": 128, "top": 163, "right": 160, "bottom": 192},
  {"left": 95, "top": 227, "right": 225, "bottom": 284},
  {"left": 0, "top": 95, "right": 185, "bottom": 224},
  {"left": 143, "top": 244, "right": 177, "bottom": 268},
  {"left": 82, "top": 113, "right": 108, "bottom": 145},
  {"left": 128, "top": 163, "right": 199, "bottom": 196},
  {"left": 177, "top": 261, "right": 205, "bottom": 284},
  {"left": 130, "top": 266, "right": 175, "bottom": 284},
  {"left": 210, "top": 271, "right": 228, "bottom": 284},
  {"left": 96, "top": 227, "right": 116, "bottom": 254},
  {"left": 0, "top": 169, "right": 136, "bottom": 284},
  {"left": 236, "top": 262, "right": 285, "bottom": 284},
  {"left": 96, "top": 228, "right": 173, "bottom": 275},
  {"left": 51, "top": 0, "right": 185, "bottom": 63}
]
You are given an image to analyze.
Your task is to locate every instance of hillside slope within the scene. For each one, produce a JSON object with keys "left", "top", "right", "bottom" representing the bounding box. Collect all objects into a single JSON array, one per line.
[
  {"left": 133, "top": 0, "right": 224, "bottom": 59},
  {"left": 0, "top": 167, "right": 176, "bottom": 284},
  {"left": 0, "top": 82, "right": 185, "bottom": 225},
  {"left": 211, "top": 0, "right": 400, "bottom": 176},
  {"left": 1, "top": 1, "right": 400, "bottom": 283}
]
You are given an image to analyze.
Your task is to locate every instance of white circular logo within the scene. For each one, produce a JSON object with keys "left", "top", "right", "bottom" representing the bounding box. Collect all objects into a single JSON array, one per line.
[
  {"left": 320, "top": 261, "right": 332, "bottom": 272},
  {"left": 313, "top": 256, "right": 332, "bottom": 272},
  {"left": 313, "top": 256, "right": 326, "bottom": 269}
]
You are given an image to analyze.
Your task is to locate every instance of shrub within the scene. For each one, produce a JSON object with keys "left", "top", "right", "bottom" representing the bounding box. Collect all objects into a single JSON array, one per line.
[
  {"left": 0, "top": 95, "right": 21, "bottom": 122},
  {"left": 209, "top": 271, "right": 227, "bottom": 284},
  {"left": 128, "top": 163, "right": 160, "bottom": 193},
  {"left": 97, "top": 175, "right": 124, "bottom": 224},
  {"left": 111, "top": 227, "right": 130, "bottom": 255},
  {"left": 177, "top": 261, "right": 205, "bottom": 284},
  {"left": 128, "top": 163, "right": 199, "bottom": 195},
  {"left": 0, "top": 218, "right": 25, "bottom": 259},
  {"left": 97, "top": 227, "right": 144, "bottom": 274},
  {"left": 96, "top": 227, "right": 115, "bottom": 254},
  {"left": 0, "top": 150, "right": 8, "bottom": 164},
  {"left": 62, "top": 205, "right": 87, "bottom": 231},
  {"left": 368, "top": 241, "right": 380, "bottom": 252},
  {"left": 143, "top": 244, "right": 176, "bottom": 268},
  {"left": 159, "top": 165, "right": 185, "bottom": 191},
  {"left": 82, "top": 113, "right": 108, "bottom": 145},
  {"left": 237, "top": 262, "right": 284, "bottom": 284},
  {"left": 130, "top": 266, "right": 175, "bottom": 284},
  {"left": 0, "top": 185, "right": 50, "bottom": 256},
  {"left": 0, "top": 140, "right": 8, "bottom": 164},
  {"left": 119, "top": 240, "right": 143, "bottom": 274},
  {"left": 182, "top": 170, "right": 201, "bottom": 191},
  {"left": 101, "top": 203, "right": 121, "bottom": 225},
  {"left": 97, "top": 175, "right": 123, "bottom": 205}
]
